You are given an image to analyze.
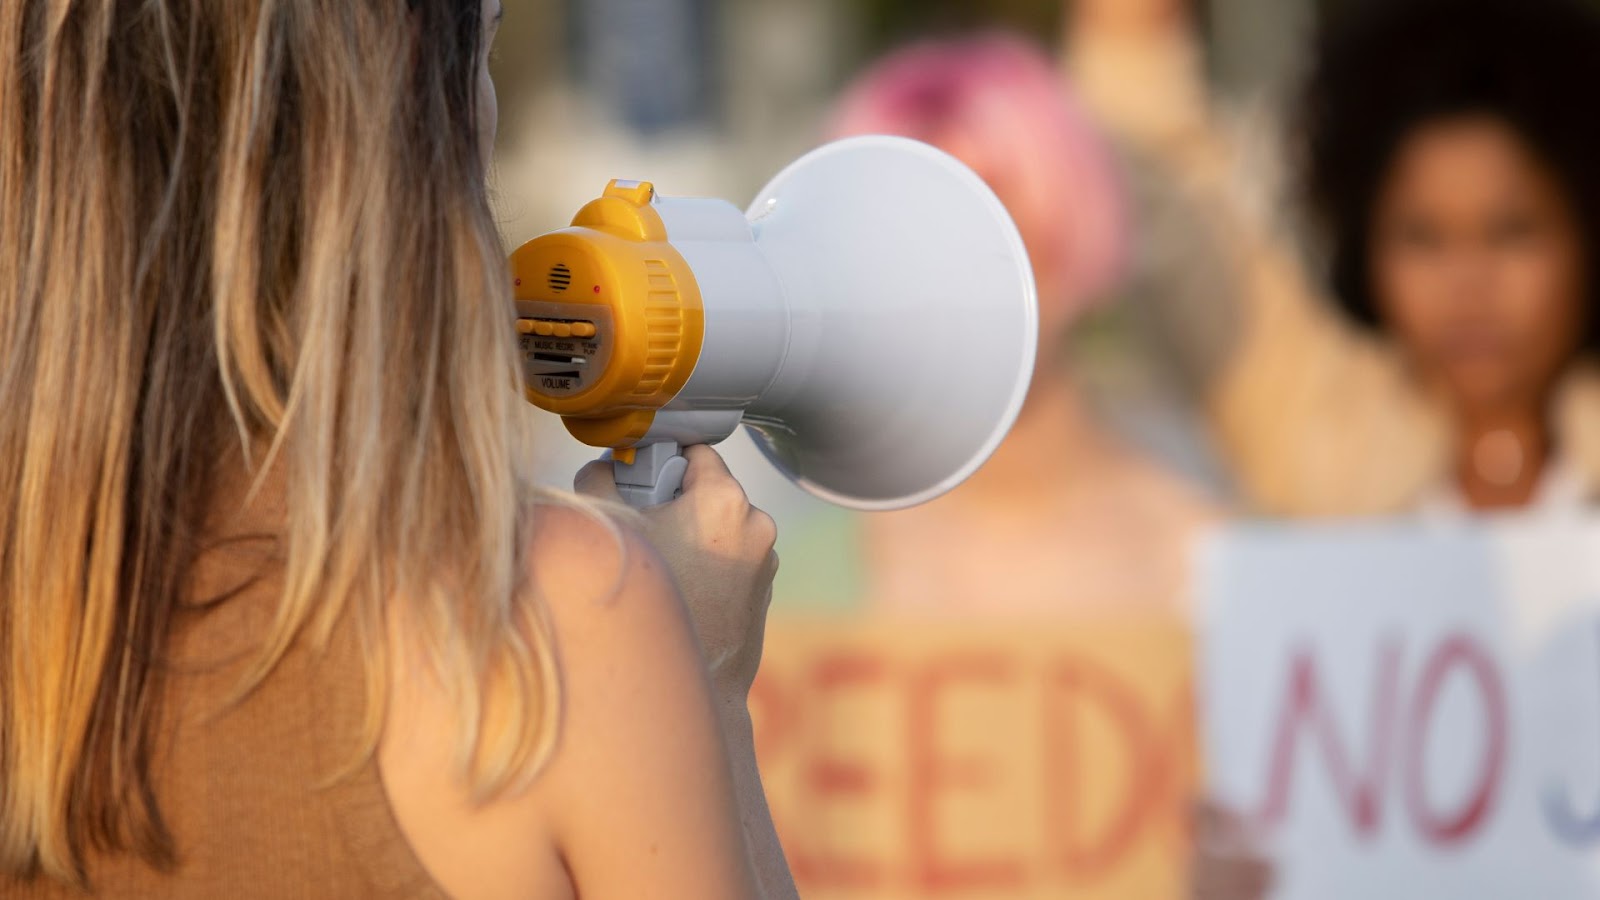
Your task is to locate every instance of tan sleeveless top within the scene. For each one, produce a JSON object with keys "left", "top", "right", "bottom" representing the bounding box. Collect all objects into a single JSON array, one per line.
[{"left": 1, "top": 494, "right": 448, "bottom": 898}]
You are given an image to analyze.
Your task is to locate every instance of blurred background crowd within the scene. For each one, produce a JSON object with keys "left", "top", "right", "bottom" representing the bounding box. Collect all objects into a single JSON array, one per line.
[
  {"left": 491, "top": 0, "right": 1245, "bottom": 533},
  {"left": 488, "top": 1, "right": 1600, "bottom": 897}
]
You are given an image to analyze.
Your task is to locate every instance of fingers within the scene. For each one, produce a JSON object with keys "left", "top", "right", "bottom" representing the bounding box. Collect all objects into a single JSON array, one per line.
[
  {"left": 1191, "top": 798, "right": 1275, "bottom": 900},
  {"left": 574, "top": 459, "right": 623, "bottom": 502},
  {"left": 1193, "top": 798, "right": 1252, "bottom": 851},
  {"left": 1192, "top": 856, "right": 1274, "bottom": 900},
  {"left": 678, "top": 444, "right": 743, "bottom": 497},
  {"left": 748, "top": 506, "right": 779, "bottom": 551},
  {"left": 645, "top": 445, "right": 777, "bottom": 551}
]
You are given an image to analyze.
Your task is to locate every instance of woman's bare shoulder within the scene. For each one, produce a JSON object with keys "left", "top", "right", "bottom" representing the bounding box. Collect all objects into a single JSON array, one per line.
[
  {"left": 521, "top": 500, "right": 650, "bottom": 612},
  {"left": 379, "top": 499, "right": 756, "bottom": 900}
]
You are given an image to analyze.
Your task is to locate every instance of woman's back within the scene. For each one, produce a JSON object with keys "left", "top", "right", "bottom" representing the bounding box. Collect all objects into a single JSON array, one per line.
[
  {"left": 0, "top": 469, "right": 449, "bottom": 898},
  {"left": 1, "top": 467, "right": 775, "bottom": 899}
]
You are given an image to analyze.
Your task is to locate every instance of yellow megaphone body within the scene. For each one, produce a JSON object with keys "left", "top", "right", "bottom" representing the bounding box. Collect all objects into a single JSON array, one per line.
[{"left": 511, "top": 136, "right": 1038, "bottom": 508}]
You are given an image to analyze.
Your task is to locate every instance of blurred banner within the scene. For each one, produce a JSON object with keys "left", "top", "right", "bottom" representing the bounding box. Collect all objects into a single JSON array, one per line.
[
  {"left": 1201, "top": 521, "right": 1600, "bottom": 899},
  {"left": 751, "top": 616, "right": 1195, "bottom": 900}
]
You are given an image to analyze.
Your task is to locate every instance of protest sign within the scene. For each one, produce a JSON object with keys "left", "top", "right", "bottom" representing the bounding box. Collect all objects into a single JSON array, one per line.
[
  {"left": 753, "top": 616, "right": 1195, "bottom": 900},
  {"left": 1200, "top": 521, "right": 1600, "bottom": 898}
]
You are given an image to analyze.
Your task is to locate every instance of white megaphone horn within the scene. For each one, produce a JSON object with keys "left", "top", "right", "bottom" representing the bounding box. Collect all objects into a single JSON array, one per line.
[{"left": 511, "top": 136, "right": 1038, "bottom": 509}]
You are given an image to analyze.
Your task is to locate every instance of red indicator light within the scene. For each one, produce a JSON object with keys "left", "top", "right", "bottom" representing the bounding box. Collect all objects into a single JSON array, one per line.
[{"left": 593, "top": 285, "right": 601, "bottom": 294}]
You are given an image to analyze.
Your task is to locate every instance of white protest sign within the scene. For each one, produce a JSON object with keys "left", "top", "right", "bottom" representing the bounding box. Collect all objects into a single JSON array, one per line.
[{"left": 1199, "top": 520, "right": 1600, "bottom": 898}]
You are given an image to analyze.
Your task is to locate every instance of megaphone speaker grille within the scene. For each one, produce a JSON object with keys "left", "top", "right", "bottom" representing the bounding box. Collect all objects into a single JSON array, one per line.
[{"left": 547, "top": 263, "right": 573, "bottom": 293}]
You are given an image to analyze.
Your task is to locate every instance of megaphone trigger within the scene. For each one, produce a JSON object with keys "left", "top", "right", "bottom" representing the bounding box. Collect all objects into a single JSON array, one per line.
[
  {"left": 513, "top": 136, "right": 1038, "bottom": 511},
  {"left": 604, "top": 441, "right": 688, "bottom": 507}
]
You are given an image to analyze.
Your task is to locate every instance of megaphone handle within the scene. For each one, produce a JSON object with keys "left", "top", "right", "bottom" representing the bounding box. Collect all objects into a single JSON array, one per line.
[{"left": 610, "top": 441, "right": 688, "bottom": 508}]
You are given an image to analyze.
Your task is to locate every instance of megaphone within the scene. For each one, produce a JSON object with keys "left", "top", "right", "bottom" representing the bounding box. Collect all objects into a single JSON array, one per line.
[{"left": 511, "top": 136, "right": 1038, "bottom": 508}]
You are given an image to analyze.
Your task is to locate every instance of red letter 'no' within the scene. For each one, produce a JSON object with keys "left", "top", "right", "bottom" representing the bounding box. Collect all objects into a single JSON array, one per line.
[{"left": 1255, "top": 641, "right": 1403, "bottom": 837}]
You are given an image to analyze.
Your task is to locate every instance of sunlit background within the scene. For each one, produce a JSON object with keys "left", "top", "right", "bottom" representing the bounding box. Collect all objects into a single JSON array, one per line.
[
  {"left": 487, "top": 0, "right": 1313, "bottom": 531},
  {"left": 488, "top": 3, "right": 1600, "bottom": 899}
]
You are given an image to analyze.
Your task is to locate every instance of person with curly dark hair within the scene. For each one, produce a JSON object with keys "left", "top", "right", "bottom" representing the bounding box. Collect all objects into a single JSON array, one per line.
[
  {"left": 1075, "top": 0, "right": 1600, "bottom": 890},
  {"left": 1074, "top": 0, "right": 1600, "bottom": 520},
  {"left": 1297, "top": 0, "right": 1600, "bottom": 511},
  {"left": 1067, "top": 0, "right": 1600, "bottom": 894}
]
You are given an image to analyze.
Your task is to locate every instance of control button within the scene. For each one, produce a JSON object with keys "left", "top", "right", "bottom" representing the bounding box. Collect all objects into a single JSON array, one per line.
[
  {"left": 519, "top": 318, "right": 595, "bottom": 339},
  {"left": 604, "top": 179, "right": 656, "bottom": 206}
]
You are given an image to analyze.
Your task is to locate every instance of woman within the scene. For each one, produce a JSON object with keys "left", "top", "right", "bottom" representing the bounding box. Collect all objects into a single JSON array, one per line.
[
  {"left": 1067, "top": 0, "right": 1600, "bottom": 896},
  {"left": 1076, "top": 0, "right": 1600, "bottom": 517},
  {"left": 774, "top": 34, "right": 1215, "bottom": 616},
  {"left": 1288, "top": 0, "right": 1600, "bottom": 513},
  {"left": 0, "top": 1, "right": 793, "bottom": 897}
]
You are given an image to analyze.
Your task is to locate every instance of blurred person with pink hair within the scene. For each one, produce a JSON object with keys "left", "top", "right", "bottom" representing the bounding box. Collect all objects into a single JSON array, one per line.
[{"left": 775, "top": 33, "right": 1216, "bottom": 616}]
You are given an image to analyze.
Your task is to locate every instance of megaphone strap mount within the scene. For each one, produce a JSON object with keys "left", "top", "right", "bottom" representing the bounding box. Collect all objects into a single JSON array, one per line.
[{"left": 606, "top": 441, "right": 686, "bottom": 508}]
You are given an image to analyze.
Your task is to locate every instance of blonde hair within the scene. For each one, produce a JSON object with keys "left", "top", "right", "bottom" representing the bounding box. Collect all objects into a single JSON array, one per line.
[{"left": 0, "top": 0, "right": 557, "bottom": 882}]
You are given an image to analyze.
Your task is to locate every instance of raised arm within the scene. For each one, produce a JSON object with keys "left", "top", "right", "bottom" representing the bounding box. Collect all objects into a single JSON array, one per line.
[
  {"left": 533, "top": 509, "right": 769, "bottom": 898},
  {"left": 576, "top": 446, "right": 796, "bottom": 900},
  {"left": 1067, "top": 0, "right": 1443, "bottom": 515}
]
